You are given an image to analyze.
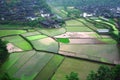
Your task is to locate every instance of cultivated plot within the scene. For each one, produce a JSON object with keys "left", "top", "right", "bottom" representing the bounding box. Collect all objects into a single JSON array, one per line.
[
  {"left": 0, "top": 30, "right": 26, "bottom": 37},
  {"left": 59, "top": 44, "right": 120, "bottom": 64},
  {"left": 52, "top": 58, "right": 106, "bottom": 80},
  {"left": 34, "top": 55, "right": 64, "bottom": 80},
  {"left": 3, "top": 35, "right": 32, "bottom": 50},
  {"left": 26, "top": 34, "right": 47, "bottom": 41},
  {"left": 21, "top": 31, "right": 40, "bottom": 37},
  {"left": 14, "top": 52, "right": 54, "bottom": 80},
  {"left": 38, "top": 28, "right": 66, "bottom": 36},
  {"left": 31, "top": 37, "right": 59, "bottom": 53}
]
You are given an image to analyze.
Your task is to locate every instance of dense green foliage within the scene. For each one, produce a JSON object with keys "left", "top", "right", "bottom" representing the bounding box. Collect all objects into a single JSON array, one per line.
[
  {"left": 87, "top": 65, "right": 120, "bottom": 80},
  {"left": 66, "top": 72, "right": 79, "bottom": 80},
  {"left": 48, "top": 0, "right": 120, "bottom": 7},
  {"left": 0, "top": 39, "right": 8, "bottom": 63},
  {"left": 0, "top": 73, "right": 19, "bottom": 80}
]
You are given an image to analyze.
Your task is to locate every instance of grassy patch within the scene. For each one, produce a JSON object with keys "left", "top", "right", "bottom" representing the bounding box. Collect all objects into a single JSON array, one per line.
[
  {"left": 0, "top": 30, "right": 26, "bottom": 37},
  {"left": 52, "top": 58, "right": 104, "bottom": 80},
  {"left": 26, "top": 35, "right": 47, "bottom": 41},
  {"left": 56, "top": 38, "right": 70, "bottom": 43},
  {"left": 35, "top": 55, "right": 64, "bottom": 80},
  {"left": 3, "top": 36, "right": 32, "bottom": 50}
]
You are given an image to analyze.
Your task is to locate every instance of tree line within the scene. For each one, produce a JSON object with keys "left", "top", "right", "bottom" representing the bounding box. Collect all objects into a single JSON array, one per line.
[{"left": 66, "top": 65, "right": 120, "bottom": 80}]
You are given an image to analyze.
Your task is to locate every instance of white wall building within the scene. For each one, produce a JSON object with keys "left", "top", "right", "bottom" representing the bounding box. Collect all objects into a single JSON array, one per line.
[{"left": 82, "top": 13, "right": 93, "bottom": 17}]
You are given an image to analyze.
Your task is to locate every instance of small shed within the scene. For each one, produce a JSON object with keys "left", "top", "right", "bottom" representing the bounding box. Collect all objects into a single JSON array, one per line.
[{"left": 97, "top": 29, "right": 109, "bottom": 34}]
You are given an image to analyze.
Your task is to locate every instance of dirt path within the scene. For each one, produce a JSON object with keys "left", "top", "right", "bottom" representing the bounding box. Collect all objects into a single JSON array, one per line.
[{"left": 7, "top": 43, "right": 23, "bottom": 53}]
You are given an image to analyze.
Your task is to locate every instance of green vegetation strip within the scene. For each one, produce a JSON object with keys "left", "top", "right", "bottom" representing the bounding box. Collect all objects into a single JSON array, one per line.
[
  {"left": 26, "top": 35, "right": 47, "bottom": 41},
  {"left": 52, "top": 58, "right": 103, "bottom": 80},
  {"left": 3, "top": 36, "right": 32, "bottom": 50},
  {"left": 0, "top": 30, "right": 26, "bottom": 37},
  {"left": 35, "top": 55, "right": 64, "bottom": 80},
  {"left": 56, "top": 38, "right": 70, "bottom": 43},
  {"left": 14, "top": 52, "right": 54, "bottom": 80}
]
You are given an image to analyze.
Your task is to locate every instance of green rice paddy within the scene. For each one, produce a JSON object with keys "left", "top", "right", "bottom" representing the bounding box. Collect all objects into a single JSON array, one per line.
[
  {"left": 31, "top": 38, "right": 59, "bottom": 53},
  {"left": 52, "top": 58, "right": 104, "bottom": 80},
  {"left": 66, "top": 26, "right": 93, "bottom": 32},
  {"left": 34, "top": 55, "right": 64, "bottom": 80},
  {"left": 0, "top": 30, "right": 26, "bottom": 37},
  {"left": 38, "top": 28, "right": 66, "bottom": 36},
  {"left": 60, "top": 44, "right": 119, "bottom": 63},
  {"left": 26, "top": 35, "right": 47, "bottom": 41},
  {"left": 56, "top": 38, "right": 70, "bottom": 43},
  {"left": 3, "top": 36, "right": 32, "bottom": 50}
]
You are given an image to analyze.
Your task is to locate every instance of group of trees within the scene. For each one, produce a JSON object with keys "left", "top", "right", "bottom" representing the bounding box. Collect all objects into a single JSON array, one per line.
[
  {"left": 66, "top": 65, "right": 120, "bottom": 80},
  {"left": 0, "top": 39, "right": 8, "bottom": 63},
  {"left": 87, "top": 65, "right": 120, "bottom": 80},
  {"left": 66, "top": 72, "right": 79, "bottom": 80},
  {"left": 0, "top": 0, "right": 51, "bottom": 21}
]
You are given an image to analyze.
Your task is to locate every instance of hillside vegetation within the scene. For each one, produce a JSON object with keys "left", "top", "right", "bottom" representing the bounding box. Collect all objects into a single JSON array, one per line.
[{"left": 47, "top": 0, "right": 120, "bottom": 7}]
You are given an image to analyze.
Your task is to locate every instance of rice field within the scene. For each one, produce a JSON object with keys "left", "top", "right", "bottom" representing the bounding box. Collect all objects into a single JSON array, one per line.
[
  {"left": 34, "top": 55, "right": 64, "bottom": 80},
  {"left": 0, "top": 30, "right": 26, "bottom": 37},
  {"left": 38, "top": 27, "right": 66, "bottom": 36},
  {"left": 0, "top": 17, "right": 119, "bottom": 80},
  {"left": 0, "top": 52, "right": 24, "bottom": 72},
  {"left": 3, "top": 35, "right": 32, "bottom": 50},
  {"left": 26, "top": 34, "right": 47, "bottom": 41},
  {"left": 14, "top": 52, "right": 54, "bottom": 80},
  {"left": 59, "top": 44, "right": 119, "bottom": 63},
  {"left": 66, "top": 20, "right": 86, "bottom": 26},
  {"left": 52, "top": 57, "right": 106, "bottom": 80},
  {"left": 7, "top": 51, "right": 36, "bottom": 76},
  {"left": 56, "top": 38, "right": 70, "bottom": 43},
  {"left": 0, "top": 51, "right": 63, "bottom": 80},
  {"left": 22, "top": 31, "right": 40, "bottom": 37},
  {"left": 65, "top": 19, "right": 94, "bottom": 32},
  {"left": 31, "top": 37, "right": 59, "bottom": 53},
  {"left": 66, "top": 27, "right": 93, "bottom": 32}
]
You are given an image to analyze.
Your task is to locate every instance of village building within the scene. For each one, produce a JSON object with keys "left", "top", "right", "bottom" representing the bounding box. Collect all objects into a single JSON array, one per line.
[{"left": 40, "top": 19, "right": 64, "bottom": 28}]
